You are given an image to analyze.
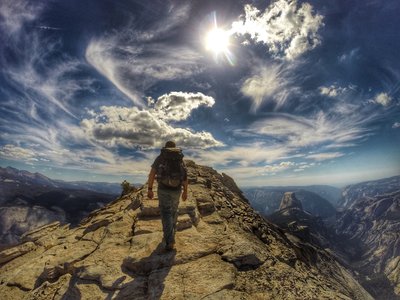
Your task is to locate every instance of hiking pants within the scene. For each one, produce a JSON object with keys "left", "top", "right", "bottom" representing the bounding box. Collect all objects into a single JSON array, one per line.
[{"left": 158, "top": 186, "right": 181, "bottom": 246}]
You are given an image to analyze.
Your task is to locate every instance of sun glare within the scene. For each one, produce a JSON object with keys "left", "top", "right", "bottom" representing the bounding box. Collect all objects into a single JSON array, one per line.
[{"left": 205, "top": 28, "right": 230, "bottom": 55}]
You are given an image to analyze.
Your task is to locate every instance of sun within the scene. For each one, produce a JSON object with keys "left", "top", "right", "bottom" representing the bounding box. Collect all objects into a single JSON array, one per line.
[{"left": 205, "top": 27, "right": 230, "bottom": 55}]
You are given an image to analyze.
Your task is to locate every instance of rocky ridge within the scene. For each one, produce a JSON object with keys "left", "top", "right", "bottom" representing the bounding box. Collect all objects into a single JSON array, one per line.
[
  {"left": 338, "top": 175, "right": 400, "bottom": 208},
  {"left": 336, "top": 190, "right": 400, "bottom": 298},
  {"left": 0, "top": 161, "right": 372, "bottom": 299}
]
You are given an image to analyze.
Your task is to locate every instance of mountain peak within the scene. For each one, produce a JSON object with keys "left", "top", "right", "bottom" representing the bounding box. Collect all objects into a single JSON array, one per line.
[
  {"left": 0, "top": 161, "right": 372, "bottom": 299},
  {"left": 279, "top": 192, "right": 303, "bottom": 210}
]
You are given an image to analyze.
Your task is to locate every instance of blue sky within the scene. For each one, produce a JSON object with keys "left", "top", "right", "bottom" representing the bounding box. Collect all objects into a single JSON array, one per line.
[{"left": 0, "top": 0, "right": 399, "bottom": 187}]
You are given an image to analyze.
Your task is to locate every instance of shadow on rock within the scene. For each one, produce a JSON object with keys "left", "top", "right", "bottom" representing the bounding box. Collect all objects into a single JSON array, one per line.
[{"left": 111, "top": 242, "right": 176, "bottom": 300}]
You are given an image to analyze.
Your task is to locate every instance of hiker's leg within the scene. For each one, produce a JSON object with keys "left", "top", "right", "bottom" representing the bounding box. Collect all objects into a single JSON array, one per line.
[
  {"left": 170, "top": 189, "right": 181, "bottom": 239},
  {"left": 158, "top": 187, "right": 174, "bottom": 245}
]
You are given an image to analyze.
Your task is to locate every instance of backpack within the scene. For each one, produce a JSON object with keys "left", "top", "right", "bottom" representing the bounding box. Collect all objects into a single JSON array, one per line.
[{"left": 156, "top": 147, "right": 186, "bottom": 188}]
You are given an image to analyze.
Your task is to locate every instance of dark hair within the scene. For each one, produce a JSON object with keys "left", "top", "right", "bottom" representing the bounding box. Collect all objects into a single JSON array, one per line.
[{"left": 165, "top": 141, "right": 176, "bottom": 148}]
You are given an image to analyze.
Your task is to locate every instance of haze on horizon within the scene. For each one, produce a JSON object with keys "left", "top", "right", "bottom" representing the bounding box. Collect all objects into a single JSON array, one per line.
[{"left": 0, "top": 0, "right": 399, "bottom": 187}]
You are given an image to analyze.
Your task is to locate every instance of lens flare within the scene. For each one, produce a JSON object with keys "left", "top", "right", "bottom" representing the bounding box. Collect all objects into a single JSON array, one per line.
[
  {"left": 206, "top": 28, "right": 230, "bottom": 54},
  {"left": 204, "top": 12, "right": 236, "bottom": 66}
]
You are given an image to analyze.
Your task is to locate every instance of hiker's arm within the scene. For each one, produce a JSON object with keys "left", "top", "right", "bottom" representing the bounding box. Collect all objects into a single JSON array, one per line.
[{"left": 147, "top": 167, "right": 156, "bottom": 199}]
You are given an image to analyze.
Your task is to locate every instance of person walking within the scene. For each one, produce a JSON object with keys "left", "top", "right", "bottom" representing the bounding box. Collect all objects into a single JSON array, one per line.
[{"left": 147, "top": 141, "right": 188, "bottom": 251}]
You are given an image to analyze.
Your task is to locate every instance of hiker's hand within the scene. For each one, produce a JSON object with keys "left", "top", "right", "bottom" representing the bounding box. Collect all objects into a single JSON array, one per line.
[
  {"left": 182, "top": 190, "right": 187, "bottom": 201},
  {"left": 147, "top": 190, "right": 154, "bottom": 199}
]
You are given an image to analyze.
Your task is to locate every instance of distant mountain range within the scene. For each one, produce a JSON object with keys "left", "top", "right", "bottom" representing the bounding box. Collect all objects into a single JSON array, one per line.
[
  {"left": 254, "top": 175, "right": 400, "bottom": 299},
  {"left": 338, "top": 175, "right": 400, "bottom": 208},
  {"left": 0, "top": 166, "right": 140, "bottom": 248},
  {"left": 243, "top": 185, "right": 339, "bottom": 219},
  {"left": 0, "top": 166, "right": 124, "bottom": 202}
]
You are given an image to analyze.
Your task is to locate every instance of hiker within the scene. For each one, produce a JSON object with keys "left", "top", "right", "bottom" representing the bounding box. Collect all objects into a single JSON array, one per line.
[{"left": 147, "top": 141, "right": 188, "bottom": 251}]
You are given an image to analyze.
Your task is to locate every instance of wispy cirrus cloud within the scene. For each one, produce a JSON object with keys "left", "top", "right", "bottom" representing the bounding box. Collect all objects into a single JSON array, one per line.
[
  {"left": 0, "top": 144, "right": 38, "bottom": 162},
  {"left": 189, "top": 142, "right": 294, "bottom": 168},
  {"left": 85, "top": 4, "right": 204, "bottom": 107},
  {"left": 0, "top": 0, "right": 43, "bottom": 34},
  {"left": 240, "top": 63, "right": 299, "bottom": 111},
  {"left": 5, "top": 44, "right": 93, "bottom": 118},
  {"left": 231, "top": 0, "right": 324, "bottom": 60},
  {"left": 306, "top": 152, "right": 344, "bottom": 161},
  {"left": 236, "top": 111, "right": 372, "bottom": 159}
]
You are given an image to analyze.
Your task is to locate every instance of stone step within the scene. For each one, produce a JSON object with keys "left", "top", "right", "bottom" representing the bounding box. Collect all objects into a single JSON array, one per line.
[
  {"left": 134, "top": 214, "right": 194, "bottom": 236},
  {"left": 138, "top": 199, "right": 197, "bottom": 219},
  {"left": 138, "top": 200, "right": 160, "bottom": 218}
]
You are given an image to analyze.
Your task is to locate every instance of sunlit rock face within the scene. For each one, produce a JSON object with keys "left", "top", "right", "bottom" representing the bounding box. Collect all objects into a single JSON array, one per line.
[
  {"left": 336, "top": 190, "right": 400, "bottom": 298},
  {"left": 244, "top": 187, "right": 338, "bottom": 219},
  {"left": 268, "top": 192, "right": 334, "bottom": 250},
  {"left": 0, "top": 161, "right": 372, "bottom": 299},
  {"left": 279, "top": 192, "right": 303, "bottom": 210}
]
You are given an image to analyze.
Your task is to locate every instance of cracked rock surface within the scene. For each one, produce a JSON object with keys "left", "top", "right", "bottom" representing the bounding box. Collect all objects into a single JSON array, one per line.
[{"left": 0, "top": 160, "right": 372, "bottom": 299}]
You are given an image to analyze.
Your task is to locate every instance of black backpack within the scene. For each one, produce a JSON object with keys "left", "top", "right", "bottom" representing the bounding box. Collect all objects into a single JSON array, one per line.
[{"left": 156, "top": 147, "right": 186, "bottom": 188}]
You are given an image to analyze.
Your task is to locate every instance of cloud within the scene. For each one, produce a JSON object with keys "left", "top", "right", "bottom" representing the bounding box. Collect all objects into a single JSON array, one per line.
[
  {"left": 1, "top": 26, "right": 95, "bottom": 119},
  {"left": 240, "top": 63, "right": 298, "bottom": 111},
  {"left": 319, "top": 85, "right": 349, "bottom": 97},
  {"left": 0, "top": 144, "right": 38, "bottom": 162},
  {"left": 189, "top": 143, "right": 294, "bottom": 168},
  {"left": 85, "top": 4, "right": 203, "bottom": 107},
  {"left": 0, "top": 0, "right": 43, "bottom": 34},
  {"left": 372, "top": 92, "right": 392, "bottom": 106},
  {"left": 237, "top": 111, "right": 372, "bottom": 157},
  {"left": 393, "top": 122, "right": 400, "bottom": 129},
  {"left": 151, "top": 92, "right": 215, "bottom": 121},
  {"left": 263, "top": 161, "right": 295, "bottom": 173},
  {"left": 306, "top": 152, "right": 344, "bottom": 161},
  {"left": 338, "top": 48, "right": 360, "bottom": 63},
  {"left": 81, "top": 92, "right": 223, "bottom": 149},
  {"left": 231, "top": 0, "right": 324, "bottom": 60}
]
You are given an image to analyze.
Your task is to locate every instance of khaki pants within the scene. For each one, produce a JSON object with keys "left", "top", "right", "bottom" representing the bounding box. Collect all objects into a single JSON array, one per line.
[{"left": 158, "top": 186, "right": 181, "bottom": 246}]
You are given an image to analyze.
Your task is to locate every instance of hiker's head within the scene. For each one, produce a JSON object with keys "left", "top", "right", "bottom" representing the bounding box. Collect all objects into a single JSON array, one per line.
[{"left": 164, "top": 141, "right": 176, "bottom": 148}]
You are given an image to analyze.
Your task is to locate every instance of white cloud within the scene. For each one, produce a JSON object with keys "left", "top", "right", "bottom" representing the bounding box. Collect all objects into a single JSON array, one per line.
[
  {"left": 0, "top": 144, "right": 38, "bottom": 162},
  {"left": 0, "top": 0, "right": 43, "bottom": 34},
  {"left": 393, "top": 122, "right": 400, "bottom": 129},
  {"left": 239, "top": 111, "right": 371, "bottom": 154},
  {"left": 3, "top": 32, "right": 94, "bottom": 118},
  {"left": 151, "top": 92, "right": 215, "bottom": 121},
  {"left": 85, "top": 4, "right": 203, "bottom": 107},
  {"left": 373, "top": 92, "right": 392, "bottom": 106},
  {"left": 85, "top": 41, "right": 204, "bottom": 107},
  {"left": 231, "top": 0, "right": 324, "bottom": 60},
  {"left": 188, "top": 142, "right": 296, "bottom": 168},
  {"left": 81, "top": 92, "right": 223, "bottom": 149},
  {"left": 319, "top": 85, "right": 348, "bottom": 97},
  {"left": 263, "top": 161, "right": 295, "bottom": 173},
  {"left": 241, "top": 64, "right": 298, "bottom": 111},
  {"left": 338, "top": 48, "right": 360, "bottom": 63},
  {"left": 306, "top": 152, "right": 344, "bottom": 161}
]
